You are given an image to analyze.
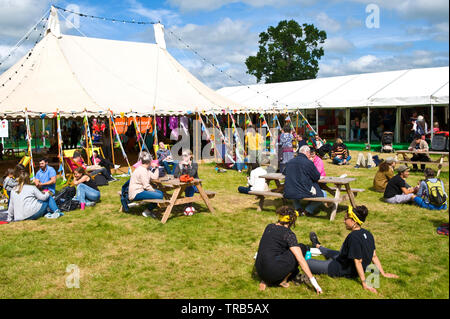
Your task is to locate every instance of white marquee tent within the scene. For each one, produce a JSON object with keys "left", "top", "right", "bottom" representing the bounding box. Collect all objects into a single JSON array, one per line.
[
  {"left": 217, "top": 66, "right": 449, "bottom": 142},
  {"left": 0, "top": 7, "right": 242, "bottom": 118},
  {"left": 217, "top": 66, "right": 449, "bottom": 111}
]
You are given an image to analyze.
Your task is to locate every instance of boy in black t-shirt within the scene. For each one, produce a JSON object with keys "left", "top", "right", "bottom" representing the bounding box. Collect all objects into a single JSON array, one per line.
[
  {"left": 306, "top": 206, "right": 398, "bottom": 294},
  {"left": 384, "top": 164, "right": 417, "bottom": 204}
]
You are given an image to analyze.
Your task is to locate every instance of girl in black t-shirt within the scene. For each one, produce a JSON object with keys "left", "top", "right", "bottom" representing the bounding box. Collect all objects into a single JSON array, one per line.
[
  {"left": 255, "top": 206, "right": 323, "bottom": 294},
  {"left": 306, "top": 206, "right": 398, "bottom": 294}
]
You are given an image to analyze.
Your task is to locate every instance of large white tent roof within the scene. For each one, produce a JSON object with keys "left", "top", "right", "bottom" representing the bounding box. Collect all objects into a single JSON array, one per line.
[
  {"left": 0, "top": 8, "right": 241, "bottom": 118},
  {"left": 217, "top": 66, "right": 449, "bottom": 111}
]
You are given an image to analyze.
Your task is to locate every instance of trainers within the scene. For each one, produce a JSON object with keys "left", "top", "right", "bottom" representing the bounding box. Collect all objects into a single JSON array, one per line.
[
  {"left": 293, "top": 273, "right": 311, "bottom": 286},
  {"left": 354, "top": 165, "right": 360, "bottom": 168},
  {"left": 142, "top": 209, "right": 157, "bottom": 219},
  {"left": 309, "top": 232, "right": 321, "bottom": 248},
  {"left": 114, "top": 165, "right": 121, "bottom": 169}
]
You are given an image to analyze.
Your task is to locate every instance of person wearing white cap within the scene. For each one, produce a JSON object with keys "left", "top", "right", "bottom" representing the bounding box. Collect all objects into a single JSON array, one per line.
[
  {"left": 383, "top": 165, "right": 418, "bottom": 204},
  {"left": 373, "top": 157, "right": 397, "bottom": 192}
]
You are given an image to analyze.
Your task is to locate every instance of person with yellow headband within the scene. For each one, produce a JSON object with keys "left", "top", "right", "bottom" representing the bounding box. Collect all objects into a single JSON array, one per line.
[
  {"left": 306, "top": 205, "right": 398, "bottom": 294},
  {"left": 254, "top": 206, "right": 323, "bottom": 294}
]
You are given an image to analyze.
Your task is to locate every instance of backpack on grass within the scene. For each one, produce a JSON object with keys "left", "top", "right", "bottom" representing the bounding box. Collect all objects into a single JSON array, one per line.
[{"left": 425, "top": 179, "right": 447, "bottom": 207}]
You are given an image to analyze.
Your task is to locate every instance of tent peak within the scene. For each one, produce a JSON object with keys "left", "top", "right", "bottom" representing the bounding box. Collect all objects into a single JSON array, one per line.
[{"left": 46, "top": 5, "right": 62, "bottom": 38}]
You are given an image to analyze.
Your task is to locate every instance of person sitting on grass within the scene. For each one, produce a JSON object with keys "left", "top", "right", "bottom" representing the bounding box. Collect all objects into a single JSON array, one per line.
[
  {"left": 34, "top": 158, "right": 57, "bottom": 195},
  {"left": 156, "top": 142, "right": 176, "bottom": 175},
  {"left": 174, "top": 149, "right": 199, "bottom": 214},
  {"left": 307, "top": 205, "right": 398, "bottom": 294},
  {"left": 284, "top": 145, "right": 327, "bottom": 216},
  {"left": 408, "top": 133, "right": 430, "bottom": 172},
  {"left": 255, "top": 206, "right": 323, "bottom": 294},
  {"left": 383, "top": 164, "right": 417, "bottom": 204},
  {"left": 73, "top": 167, "right": 101, "bottom": 210},
  {"left": 413, "top": 168, "right": 447, "bottom": 210},
  {"left": 373, "top": 157, "right": 397, "bottom": 193},
  {"left": 354, "top": 152, "right": 380, "bottom": 169},
  {"left": 309, "top": 148, "right": 326, "bottom": 177},
  {"left": 7, "top": 171, "right": 62, "bottom": 222},
  {"left": 238, "top": 160, "right": 269, "bottom": 194},
  {"left": 331, "top": 138, "right": 351, "bottom": 165},
  {"left": 2, "top": 168, "right": 17, "bottom": 207},
  {"left": 128, "top": 151, "right": 163, "bottom": 219}
]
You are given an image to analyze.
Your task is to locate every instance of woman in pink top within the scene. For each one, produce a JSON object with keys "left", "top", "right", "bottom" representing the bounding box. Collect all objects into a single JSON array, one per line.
[{"left": 310, "top": 148, "right": 326, "bottom": 177}]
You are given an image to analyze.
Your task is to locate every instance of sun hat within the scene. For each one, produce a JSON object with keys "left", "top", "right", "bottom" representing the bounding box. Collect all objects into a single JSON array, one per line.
[
  {"left": 396, "top": 164, "right": 410, "bottom": 173},
  {"left": 385, "top": 157, "right": 397, "bottom": 164}
]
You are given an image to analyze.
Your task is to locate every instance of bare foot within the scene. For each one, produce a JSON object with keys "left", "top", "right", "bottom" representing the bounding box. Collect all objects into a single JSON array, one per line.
[
  {"left": 259, "top": 281, "right": 267, "bottom": 291},
  {"left": 279, "top": 281, "right": 290, "bottom": 288}
]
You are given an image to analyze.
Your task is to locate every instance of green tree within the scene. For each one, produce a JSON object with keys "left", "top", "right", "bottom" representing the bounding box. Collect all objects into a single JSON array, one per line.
[{"left": 245, "top": 20, "right": 327, "bottom": 83}]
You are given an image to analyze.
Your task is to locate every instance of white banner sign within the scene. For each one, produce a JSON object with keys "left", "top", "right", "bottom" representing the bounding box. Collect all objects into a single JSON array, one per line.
[{"left": 0, "top": 119, "right": 8, "bottom": 138}]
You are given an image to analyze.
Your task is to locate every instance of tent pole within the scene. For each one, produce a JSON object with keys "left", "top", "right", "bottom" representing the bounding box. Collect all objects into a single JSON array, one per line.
[
  {"left": 367, "top": 107, "right": 371, "bottom": 149},
  {"left": 395, "top": 107, "right": 401, "bottom": 144},
  {"left": 315, "top": 108, "right": 319, "bottom": 135},
  {"left": 108, "top": 110, "right": 116, "bottom": 169},
  {"left": 430, "top": 104, "right": 434, "bottom": 141}
]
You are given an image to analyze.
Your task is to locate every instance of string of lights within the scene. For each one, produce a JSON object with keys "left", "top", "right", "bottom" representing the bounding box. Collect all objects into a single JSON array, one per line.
[
  {"left": 0, "top": 20, "right": 48, "bottom": 89},
  {"left": 53, "top": 5, "right": 159, "bottom": 25},
  {"left": 0, "top": 14, "right": 49, "bottom": 67}
]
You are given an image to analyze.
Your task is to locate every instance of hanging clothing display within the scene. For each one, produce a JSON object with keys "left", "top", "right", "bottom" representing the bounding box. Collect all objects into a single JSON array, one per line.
[
  {"left": 169, "top": 116, "right": 179, "bottom": 140},
  {"left": 180, "top": 116, "right": 189, "bottom": 135}
]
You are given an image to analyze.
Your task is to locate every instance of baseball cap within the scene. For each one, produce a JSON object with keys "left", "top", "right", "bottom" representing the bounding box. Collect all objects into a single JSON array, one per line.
[
  {"left": 385, "top": 157, "right": 397, "bottom": 164},
  {"left": 397, "top": 164, "right": 410, "bottom": 173}
]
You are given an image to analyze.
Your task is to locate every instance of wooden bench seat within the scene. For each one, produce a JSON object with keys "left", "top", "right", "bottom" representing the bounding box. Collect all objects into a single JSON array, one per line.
[
  {"left": 397, "top": 160, "right": 448, "bottom": 166},
  {"left": 118, "top": 191, "right": 216, "bottom": 212},
  {"left": 248, "top": 190, "right": 284, "bottom": 198}
]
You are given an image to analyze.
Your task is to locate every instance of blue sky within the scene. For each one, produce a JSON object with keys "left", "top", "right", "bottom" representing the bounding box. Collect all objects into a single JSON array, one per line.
[{"left": 0, "top": 0, "right": 448, "bottom": 89}]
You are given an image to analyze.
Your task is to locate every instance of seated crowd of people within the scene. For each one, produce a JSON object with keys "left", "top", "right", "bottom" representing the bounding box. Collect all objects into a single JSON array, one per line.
[{"left": 237, "top": 131, "right": 447, "bottom": 294}]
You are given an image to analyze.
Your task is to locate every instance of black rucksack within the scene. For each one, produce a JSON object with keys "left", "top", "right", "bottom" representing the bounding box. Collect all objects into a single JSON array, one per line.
[
  {"left": 425, "top": 179, "right": 447, "bottom": 207},
  {"left": 120, "top": 179, "right": 131, "bottom": 212},
  {"left": 54, "top": 186, "right": 80, "bottom": 212}
]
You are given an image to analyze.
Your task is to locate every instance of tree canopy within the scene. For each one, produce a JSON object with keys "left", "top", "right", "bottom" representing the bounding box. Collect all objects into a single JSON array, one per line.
[{"left": 245, "top": 20, "right": 327, "bottom": 84}]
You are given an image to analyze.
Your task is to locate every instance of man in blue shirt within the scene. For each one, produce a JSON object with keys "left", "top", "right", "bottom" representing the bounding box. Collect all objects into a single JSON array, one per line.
[{"left": 34, "top": 158, "right": 57, "bottom": 194}]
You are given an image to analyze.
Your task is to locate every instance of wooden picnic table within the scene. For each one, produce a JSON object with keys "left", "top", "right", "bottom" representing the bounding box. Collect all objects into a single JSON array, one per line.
[
  {"left": 150, "top": 176, "right": 215, "bottom": 224},
  {"left": 251, "top": 173, "right": 364, "bottom": 221},
  {"left": 396, "top": 150, "right": 449, "bottom": 176}
]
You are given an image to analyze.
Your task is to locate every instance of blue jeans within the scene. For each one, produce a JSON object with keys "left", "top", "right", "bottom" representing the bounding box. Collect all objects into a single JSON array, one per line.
[
  {"left": 234, "top": 162, "right": 245, "bottom": 171},
  {"left": 414, "top": 197, "right": 448, "bottom": 210},
  {"left": 76, "top": 183, "right": 101, "bottom": 205},
  {"left": 26, "top": 196, "right": 60, "bottom": 220},
  {"left": 185, "top": 186, "right": 198, "bottom": 198},
  {"left": 162, "top": 161, "right": 177, "bottom": 175},
  {"left": 133, "top": 190, "right": 164, "bottom": 210},
  {"left": 333, "top": 156, "right": 352, "bottom": 164},
  {"left": 292, "top": 190, "right": 327, "bottom": 215}
]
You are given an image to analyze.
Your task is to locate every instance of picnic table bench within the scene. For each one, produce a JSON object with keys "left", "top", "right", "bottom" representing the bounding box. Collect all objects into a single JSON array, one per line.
[
  {"left": 119, "top": 176, "right": 215, "bottom": 224},
  {"left": 396, "top": 150, "right": 449, "bottom": 176},
  {"left": 250, "top": 173, "right": 364, "bottom": 221}
]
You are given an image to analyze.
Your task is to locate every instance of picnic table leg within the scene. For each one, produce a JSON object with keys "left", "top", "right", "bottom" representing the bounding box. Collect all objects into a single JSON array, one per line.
[
  {"left": 196, "top": 183, "right": 215, "bottom": 213},
  {"left": 257, "top": 196, "right": 264, "bottom": 212},
  {"left": 437, "top": 156, "right": 444, "bottom": 177},
  {"left": 161, "top": 187, "right": 182, "bottom": 224},
  {"left": 344, "top": 183, "right": 358, "bottom": 208},
  {"left": 329, "top": 185, "right": 341, "bottom": 221}
]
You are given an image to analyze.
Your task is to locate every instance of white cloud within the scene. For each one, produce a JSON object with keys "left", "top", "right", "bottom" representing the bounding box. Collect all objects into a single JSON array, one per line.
[
  {"left": 324, "top": 37, "right": 355, "bottom": 53},
  {"left": 127, "top": 0, "right": 181, "bottom": 25},
  {"left": 318, "top": 50, "right": 449, "bottom": 78},
  {"left": 166, "top": 0, "right": 317, "bottom": 12},
  {"left": 344, "top": 0, "right": 449, "bottom": 23},
  {"left": 315, "top": 12, "right": 341, "bottom": 33},
  {"left": 0, "top": 0, "right": 52, "bottom": 39}
]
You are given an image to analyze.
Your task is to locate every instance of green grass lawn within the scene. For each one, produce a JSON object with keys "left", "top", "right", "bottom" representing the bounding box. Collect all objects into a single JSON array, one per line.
[{"left": 0, "top": 150, "right": 448, "bottom": 299}]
